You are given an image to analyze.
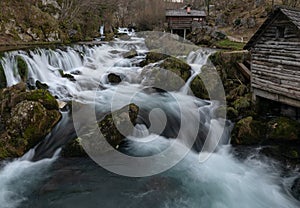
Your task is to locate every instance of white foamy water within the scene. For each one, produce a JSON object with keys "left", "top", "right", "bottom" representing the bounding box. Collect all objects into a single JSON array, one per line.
[{"left": 0, "top": 150, "right": 60, "bottom": 208}]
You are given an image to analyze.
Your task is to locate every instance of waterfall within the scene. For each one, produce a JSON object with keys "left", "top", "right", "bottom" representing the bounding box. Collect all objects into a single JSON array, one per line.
[{"left": 0, "top": 35, "right": 299, "bottom": 208}]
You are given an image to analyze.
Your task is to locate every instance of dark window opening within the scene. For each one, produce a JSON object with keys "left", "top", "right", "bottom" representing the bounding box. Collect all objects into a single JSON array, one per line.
[{"left": 276, "top": 26, "right": 285, "bottom": 38}]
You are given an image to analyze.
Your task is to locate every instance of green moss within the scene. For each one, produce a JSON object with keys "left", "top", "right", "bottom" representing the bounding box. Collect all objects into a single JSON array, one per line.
[
  {"left": 98, "top": 104, "right": 139, "bottom": 148},
  {"left": 233, "top": 96, "right": 251, "bottom": 110},
  {"left": 23, "top": 90, "right": 58, "bottom": 110},
  {"left": 160, "top": 57, "right": 191, "bottom": 82},
  {"left": 16, "top": 56, "right": 28, "bottom": 82},
  {"left": 268, "top": 117, "right": 300, "bottom": 140},
  {"left": 214, "top": 39, "right": 245, "bottom": 50},
  {"left": 140, "top": 52, "right": 170, "bottom": 67},
  {"left": 232, "top": 116, "right": 267, "bottom": 145},
  {"left": 105, "top": 32, "right": 115, "bottom": 41},
  {"left": 190, "top": 76, "right": 209, "bottom": 99}
]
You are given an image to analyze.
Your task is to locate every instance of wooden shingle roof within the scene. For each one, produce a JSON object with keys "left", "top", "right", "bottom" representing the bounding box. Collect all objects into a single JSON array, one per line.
[
  {"left": 166, "top": 9, "right": 206, "bottom": 17},
  {"left": 244, "top": 6, "right": 300, "bottom": 50}
]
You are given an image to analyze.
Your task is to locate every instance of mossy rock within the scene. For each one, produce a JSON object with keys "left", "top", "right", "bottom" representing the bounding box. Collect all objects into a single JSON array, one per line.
[
  {"left": 190, "top": 75, "right": 209, "bottom": 99},
  {"left": 0, "top": 100, "right": 61, "bottom": 158},
  {"left": 16, "top": 56, "right": 28, "bottom": 82},
  {"left": 0, "top": 63, "right": 7, "bottom": 89},
  {"left": 267, "top": 117, "right": 300, "bottom": 141},
  {"left": 141, "top": 67, "right": 186, "bottom": 91},
  {"left": 61, "top": 138, "right": 87, "bottom": 157},
  {"left": 36, "top": 80, "right": 49, "bottom": 90},
  {"left": 140, "top": 52, "right": 170, "bottom": 67},
  {"left": 190, "top": 65, "right": 223, "bottom": 100},
  {"left": 98, "top": 104, "right": 139, "bottom": 148},
  {"left": 232, "top": 116, "right": 267, "bottom": 145},
  {"left": 15, "top": 89, "right": 59, "bottom": 110},
  {"left": 123, "top": 49, "right": 138, "bottom": 59},
  {"left": 260, "top": 145, "right": 300, "bottom": 162},
  {"left": 159, "top": 57, "right": 191, "bottom": 82},
  {"left": 105, "top": 32, "right": 115, "bottom": 41},
  {"left": 59, "top": 69, "right": 76, "bottom": 81}
]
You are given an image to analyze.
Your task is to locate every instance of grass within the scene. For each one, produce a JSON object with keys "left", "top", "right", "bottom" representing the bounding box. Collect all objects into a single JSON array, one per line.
[{"left": 214, "top": 39, "right": 246, "bottom": 51}]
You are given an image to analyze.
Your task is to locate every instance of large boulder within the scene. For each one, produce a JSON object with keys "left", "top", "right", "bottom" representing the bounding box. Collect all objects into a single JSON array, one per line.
[
  {"left": 123, "top": 49, "right": 138, "bottom": 59},
  {"left": 159, "top": 57, "right": 191, "bottom": 82},
  {"left": 62, "top": 103, "right": 140, "bottom": 157},
  {"left": 190, "top": 65, "right": 224, "bottom": 100},
  {"left": 140, "top": 52, "right": 191, "bottom": 91},
  {"left": 99, "top": 104, "right": 139, "bottom": 148},
  {"left": 0, "top": 83, "right": 61, "bottom": 159},
  {"left": 139, "top": 52, "right": 170, "bottom": 67}
]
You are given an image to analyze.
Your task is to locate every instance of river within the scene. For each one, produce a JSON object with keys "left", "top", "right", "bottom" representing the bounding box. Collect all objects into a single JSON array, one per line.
[{"left": 0, "top": 33, "right": 299, "bottom": 208}]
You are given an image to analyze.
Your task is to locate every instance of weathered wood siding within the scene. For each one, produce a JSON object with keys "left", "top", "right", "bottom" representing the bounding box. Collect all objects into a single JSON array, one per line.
[
  {"left": 167, "top": 17, "right": 193, "bottom": 29},
  {"left": 251, "top": 13, "right": 300, "bottom": 107}
]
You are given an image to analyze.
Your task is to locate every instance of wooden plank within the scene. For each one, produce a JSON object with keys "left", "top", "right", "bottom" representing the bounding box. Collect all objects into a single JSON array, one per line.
[
  {"left": 254, "top": 50, "right": 300, "bottom": 58},
  {"left": 253, "top": 54, "right": 300, "bottom": 63},
  {"left": 252, "top": 88, "right": 300, "bottom": 108},
  {"left": 252, "top": 77, "right": 300, "bottom": 95},
  {"left": 252, "top": 56, "right": 300, "bottom": 67},
  {"left": 237, "top": 62, "right": 251, "bottom": 80},
  {"left": 251, "top": 82, "right": 300, "bottom": 100},
  {"left": 252, "top": 60, "right": 300, "bottom": 75},
  {"left": 251, "top": 64, "right": 300, "bottom": 79}
]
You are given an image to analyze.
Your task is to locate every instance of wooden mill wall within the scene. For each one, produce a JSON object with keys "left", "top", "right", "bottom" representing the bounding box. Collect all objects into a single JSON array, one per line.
[{"left": 251, "top": 12, "right": 300, "bottom": 107}]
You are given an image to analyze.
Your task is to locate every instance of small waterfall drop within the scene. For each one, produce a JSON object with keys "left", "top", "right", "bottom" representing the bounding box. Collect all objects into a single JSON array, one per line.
[{"left": 181, "top": 48, "right": 214, "bottom": 94}]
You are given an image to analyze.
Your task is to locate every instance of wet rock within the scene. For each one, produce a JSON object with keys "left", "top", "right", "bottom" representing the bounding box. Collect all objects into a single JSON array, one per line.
[
  {"left": 70, "top": 70, "right": 82, "bottom": 75},
  {"left": 190, "top": 75, "right": 209, "bottom": 100},
  {"left": 98, "top": 104, "right": 139, "bottom": 148},
  {"left": 0, "top": 83, "right": 61, "bottom": 159},
  {"left": 190, "top": 65, "right": 222, "bottom": 100},
  {"left": 267, "top": 117, "right": 300, "bottom": 141},
  {"left": 59, "top": 69, "right": 76, "bottom": 81},
  {"left": 139, "top": 52, "right": 170, "bottom": 67},
  {"left": 292, "top": 178, "right": 300, "bottom": 200},
  {"left": 141, "top": 66, "right": 186, "bottom": 91},
  {"left": 123, "top": 49, "right": 138, "bottom": 59},
  {"left": 0, "top": 63, "right": 7, "bottom": 89},
  {"left": 140, "top": 53, "right": 191, "bottom": 91},
  {"left": 36, "top": 80, "right": 49, "bottom": 90},
  {"left": 259, "top": 144, "right": 300, "bottom": 168},
  {"left": 62, "top": 138, "right": 87, "bottom": 157},
  {"left": 159, "top": 57, "right": 191, "bottom": 82},
  {"left": 119, "top": 35, "right": 131, "bottom": 41},
  {"left": 232, "top": 116, "right": 267, "bottom": 145},
  {"left": 108, "top": 73, "right": 122, "bottom": 84},
  {"left": 16, "top": 56, "right": 28, "bottom": 82}
]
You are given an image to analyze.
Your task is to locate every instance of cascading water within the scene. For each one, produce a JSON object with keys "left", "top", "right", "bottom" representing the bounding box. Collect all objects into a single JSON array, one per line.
[{"left": 0, "top": 36, "right": 299, "bottom": 208}]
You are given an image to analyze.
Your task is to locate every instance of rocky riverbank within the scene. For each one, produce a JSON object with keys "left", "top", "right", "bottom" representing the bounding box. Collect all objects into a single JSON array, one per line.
[{"left": 208, "top": 51, "right": 300, "bottom": 165}]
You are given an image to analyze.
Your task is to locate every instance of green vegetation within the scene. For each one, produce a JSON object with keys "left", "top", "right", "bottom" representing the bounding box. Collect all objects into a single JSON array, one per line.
[
  {"left": 16, "top": 56, "right": 28, "bottom": 82},
  {"left": 214, "top": 39, "right": 245, "bottom": 50}
]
